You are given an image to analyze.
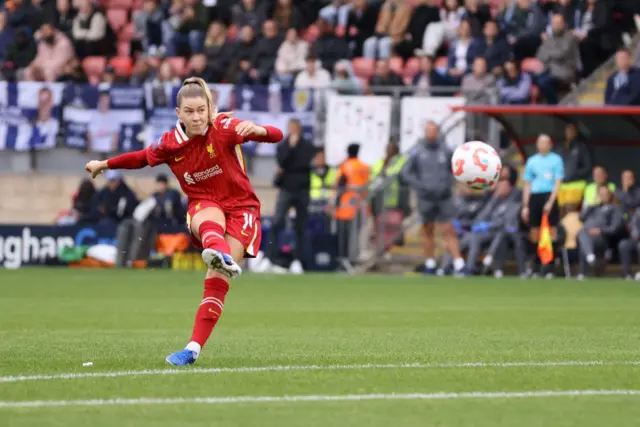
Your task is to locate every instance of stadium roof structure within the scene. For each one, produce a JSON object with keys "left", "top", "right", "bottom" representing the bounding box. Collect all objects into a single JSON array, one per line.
[{"left": 452, "top": 105, "right": 640, "bottom": 175}]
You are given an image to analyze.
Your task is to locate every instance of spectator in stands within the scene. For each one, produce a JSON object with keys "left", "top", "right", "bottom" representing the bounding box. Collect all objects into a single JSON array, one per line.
[
  {"left": 132, "top": 0, "right": 166, "bottom": 57},
  {"left": 462, "top": 0, "right": 491, "bottom": 38},
  {"left": 577, "top": 185, "right": 624, "bottom": 279},
  {"left": 458, "top": 170, "right": 522, "bottom": 276},
  {"left": 72, "top": 0, "right": 115, "bottom": 58},
  {"left": 232, "top": 0, "right": 267, "bottom": 33},
  {"left": 129, "top": 56, "right": 153, "bottom": 85},
  {"left": 478, "top": 20, "right": 511, "bottom": 75},
  {"left": 238, "top": 20, "right": 281, "bottom": 84},
  {"left": 496, "top": 58, "right": 532, "bottom": 104},
  {"left": 447, "top": 19, "right": 482, "bottom": 82},
  {"left": 363, "top": 0, "right": 411, "bottom": 60},
  {"left": 618, "top": 208, "right": 640, "bottom": 280},
  {"left": 556, "top": 122, "right": 592, "bottom": 212},
  {"left": 152, "top": 173, "right": 186, "bottom": 227},
  {"left": 578, "top": 0, "right": 619, "bottom": 77},
  {"left": 605, "top": 48, "right": 640, "bottom": 106},
  {"left": 543, "top": 0, "right": 577, "bottom": 31},
  {"left": 345, "top": 0, "right": 380, "bottom": 57},
  {"left": 275, "top": 27, "right": 308, "bottom": 86},
  {"left": 3, "top": 27, "right": 37, "bottom": 81},
  {"left": 422, "top": 0, "right": 464, "bottom": 58},
  {"left": 24, "top": 22, "right": 74, "bottom": 82},
  {"left": 261, "top": 118, "right": 317, "bottom": 275},
  {"left": 0, "top": 11, "right": 15, "bottom": 65},
  {"left": 535, "top": 14, "right": 578, "bottom": 104},
  {"left": 616, "top": 170, "right": 640, "bottom": 219},
  {"left": 319, "top": 0, "right": 351, "bottom": 28},
  {"left": 231, "top": 24, "right": 257, "bottom": 83},
  {"left": 502, "top": 0, "right": 545, "bottom": 61},
  {"left": 54, "top": 0, "right": 75, "bottom": 39},
  {"left": 72, "top": 178, "right": 97, "bottom": 224},
  {"left": 462, "top": 56, "right": 495, "bottom": 97},
  {"left": 57, "top": 57, "right": 88, "bottom": 83},
  {"left": 393, "top": 0, "right": 440, "bottom": 60},
  {"left": 331, "top": 60, "right": 360, "bottom": 95},
  {"left": 89, "top": 170, "right": 139, "bottom": 225},
  {"left": 412, "top": 54, "right": 452, "bottom": 96},
  {"left": 169, "top": 0, "right": 208, "bottom": 57},
  {"left": 583, "top": 166, "right": 616, "bottom": 211},
  {"left": 270, "top": 0, "right": 302, "bottom": 31},
  {"left": 310, "top": 18, "right": 349, "bottom": 73},
  {"left": 154, "top": 60, "right": 181, "bottom": 86},
  {"left": 369, "top": 58, "right": 404, "bottom": 91},
  {"left": 6, "top": 0, "right": 37, "bottom": 29},
  {"left": 188, "top": 53, "right": 214, "bottom": 81},
  {"left": 294, "top": 55, "right": 331, "bottom": 89},
  {"left": 203, "top": 21, "right": 234, "bottom": 82},
  {"left": 402, "top": 121, "right": 465, "bottom": 276}
]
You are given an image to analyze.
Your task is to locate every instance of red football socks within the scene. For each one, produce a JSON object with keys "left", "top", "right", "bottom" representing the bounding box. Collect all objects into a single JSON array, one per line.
[
  {"left": 190, "top": 277, "right": 230, "bottom": 348},
  {"left": 198, "top": 221, "right": 230, "bottom": 253}
]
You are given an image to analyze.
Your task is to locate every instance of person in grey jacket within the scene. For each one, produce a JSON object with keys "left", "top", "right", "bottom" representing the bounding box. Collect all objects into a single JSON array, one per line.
[
  {"left": 616, "top": 170, "right": 640, "bottom": 220},
  {"left": 503, "top": 0, "right": 546, "bottom": 60},
  {"left": 402, "top": 121, "right": 465, "bottom": 275},
  {"left": 618, "top": 208, "right": 640, "bottom": 280},
  {"left": 535, "top": 14, "right": 579, "bottom": 104},
  {"left": 577, "top": 186, "right": 624, "bottom": 278},
  {"left": 456, "top": 178, "right": 522, "bottom": 276}
]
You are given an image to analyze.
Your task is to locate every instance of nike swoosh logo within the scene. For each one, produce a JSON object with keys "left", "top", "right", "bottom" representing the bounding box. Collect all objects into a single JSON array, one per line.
[
  {"left": 241, "top": 230, "right": 249, "bottom": 237},
  {"left": 174, "top": 156, "right": 185, "bottom": 162}
]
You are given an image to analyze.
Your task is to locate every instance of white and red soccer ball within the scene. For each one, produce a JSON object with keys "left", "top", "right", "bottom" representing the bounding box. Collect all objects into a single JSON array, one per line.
[{"left": 451, "top": 141, "right": 502, "bottom": 190}]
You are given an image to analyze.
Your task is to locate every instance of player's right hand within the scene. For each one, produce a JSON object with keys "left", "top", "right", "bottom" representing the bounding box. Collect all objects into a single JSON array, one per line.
[{"left": 85, "top": 160, "right": 108, "bottom": 179}]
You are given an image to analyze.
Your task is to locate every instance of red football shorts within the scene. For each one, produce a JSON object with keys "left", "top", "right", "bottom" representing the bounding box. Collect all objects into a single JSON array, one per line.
[{"left": 186, "top": 200, "right": 262, "bottom": 258}]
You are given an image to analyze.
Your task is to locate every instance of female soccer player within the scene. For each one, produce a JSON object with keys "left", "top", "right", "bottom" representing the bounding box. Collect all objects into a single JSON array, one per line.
[{"left": 84, "top": 77, "right": 284, "bottom": 366}]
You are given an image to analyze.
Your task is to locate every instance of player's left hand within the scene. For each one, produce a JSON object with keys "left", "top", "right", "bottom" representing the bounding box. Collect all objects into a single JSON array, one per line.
[{"left": 235, "top": 120, "right": 266, "bottom": 137}]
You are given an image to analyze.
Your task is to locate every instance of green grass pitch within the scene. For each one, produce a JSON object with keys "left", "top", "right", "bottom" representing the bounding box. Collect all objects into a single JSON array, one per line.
[{"left": 1, "top": 269, "right": 640, "bottom": 426}]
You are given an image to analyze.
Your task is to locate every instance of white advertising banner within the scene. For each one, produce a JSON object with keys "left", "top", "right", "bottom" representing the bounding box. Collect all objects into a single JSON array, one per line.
[
  {"left": 324, "top": 93, "right": 392, "bottom": 167},
  {"left": 399, "top": 97, "right": 466, "bottom": 153}
]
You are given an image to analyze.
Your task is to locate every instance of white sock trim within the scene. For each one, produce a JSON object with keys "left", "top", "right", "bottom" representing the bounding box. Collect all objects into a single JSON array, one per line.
[
  {"left": 453, "top": 258, "right": 465, "bottom": 271},
  {"left": 185, "top": 342, "right": 201, "bottom": 355},
  {"left": 425, "top": 258, "right": 436, "bottom": 269}
]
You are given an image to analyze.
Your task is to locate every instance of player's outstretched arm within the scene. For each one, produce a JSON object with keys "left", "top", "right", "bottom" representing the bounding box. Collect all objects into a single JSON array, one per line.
[
  {"left": 235, "top": 120, "right": 283, "bottom": 143},
  {"left": 84, "top": 149, "right": 149, "bottom": 179}
]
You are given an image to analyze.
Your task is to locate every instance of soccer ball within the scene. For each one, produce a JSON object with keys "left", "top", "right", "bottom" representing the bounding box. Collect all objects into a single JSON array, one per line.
[{"left": 451, "top": 141, "right": 502, "bottom": 190}]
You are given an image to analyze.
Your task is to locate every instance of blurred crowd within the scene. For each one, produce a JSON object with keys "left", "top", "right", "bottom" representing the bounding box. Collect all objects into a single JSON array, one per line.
[{"left": 1, "top": 0, "right": 638, "bottom": 103}]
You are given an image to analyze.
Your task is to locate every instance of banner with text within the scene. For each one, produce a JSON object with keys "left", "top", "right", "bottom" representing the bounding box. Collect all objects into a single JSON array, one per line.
[
  {"left": 399, "top": 97, "right": 466, "bottom": 153},
  {"left": 143, "top": 83, "right": 234, "bottom": 148},
  {"left": 0, "top": 82, "right": 64, "bottom": 151},
  {"left": 324, "top": 93, "right": 392, "bottom": 166},
  {"left": 234, "top": 86, "right": 315, "bottom": 156},
  {"left": 62, "top": 85, "right": 146, "bottom": 152}
]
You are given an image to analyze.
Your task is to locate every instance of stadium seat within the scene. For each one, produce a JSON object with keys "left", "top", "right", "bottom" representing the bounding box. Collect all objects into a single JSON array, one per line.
[
  {"left": 132, "top": 0, "right": 144, "bottom": 9},
  {"left": 302, "top": 24, "right": 319, "bottom": 43},
  {"left": 106, "top": 9, "right": 128, "bottom": 33},
  {"left": 105, "top": 0, "right": 132, "bottom": 9},
  {"left": 109, "top": 56, "right": 133, "bottom": 76},
  {"left": 82, "top": 56, "right": 107, "bottom": 81},
  {"left": 117, "top": 41, "right": 130, "bottom": 57},
  {"left": 389, "top": 57, "right": 403, "bottom": 75},
  {"left": 404, "top": 57, "right": 420, "bottom": 78},
  {"left": 521, "top": 57, "right": 544, "bottom": 73},
  {"left": 119, "top": 23, "right": 134, "bottom": 41},
  {"left": 165, "top": 57, "right": 187, "bottom": 76},
  {"left": 352, "top": 57, "right": 375, "bottom": 79}
]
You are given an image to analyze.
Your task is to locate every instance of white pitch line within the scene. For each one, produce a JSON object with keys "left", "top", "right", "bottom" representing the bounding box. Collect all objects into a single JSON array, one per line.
[
  {"left": 1, "top": 360, "right": 639, "bottom": 384},
  {"left": 1, "top": 390, "right": 640, "bottom": 409}
]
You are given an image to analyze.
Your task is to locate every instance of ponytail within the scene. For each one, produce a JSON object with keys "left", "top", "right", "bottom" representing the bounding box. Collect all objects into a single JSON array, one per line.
[{"left": 176, "top": 77, "right": 217, "bottom": 124}]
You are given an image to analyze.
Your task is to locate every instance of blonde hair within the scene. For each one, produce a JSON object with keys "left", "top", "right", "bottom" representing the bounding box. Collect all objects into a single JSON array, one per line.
[{"left": 176, "top": 77, "right": 217, "bottom": 124}]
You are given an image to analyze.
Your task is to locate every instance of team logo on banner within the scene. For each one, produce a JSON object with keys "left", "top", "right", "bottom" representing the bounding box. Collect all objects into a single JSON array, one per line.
[{"left": 292, "top": 90, "right": 311, "bottom": 112}]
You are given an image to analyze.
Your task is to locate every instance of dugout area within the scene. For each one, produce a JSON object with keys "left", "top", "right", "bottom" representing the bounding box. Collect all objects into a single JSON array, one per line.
[{"left": 453, "top": 105, "right": 640, "bottom": 181}]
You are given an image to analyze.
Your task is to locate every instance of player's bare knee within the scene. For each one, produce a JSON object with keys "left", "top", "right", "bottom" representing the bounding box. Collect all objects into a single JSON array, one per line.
[{"left": 191, "top": 207, "right": 226, "bottom": 237}]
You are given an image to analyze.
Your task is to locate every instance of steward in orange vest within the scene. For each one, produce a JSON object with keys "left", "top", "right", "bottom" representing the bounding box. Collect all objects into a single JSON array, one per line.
[{"left": 334, "top": 143, "right": 370, "bottom": 221}]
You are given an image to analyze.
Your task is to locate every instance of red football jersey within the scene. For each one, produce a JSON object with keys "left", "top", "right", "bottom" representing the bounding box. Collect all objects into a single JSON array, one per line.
[{"left": 146, "top": 116, "right": 260, "bottom": 211}]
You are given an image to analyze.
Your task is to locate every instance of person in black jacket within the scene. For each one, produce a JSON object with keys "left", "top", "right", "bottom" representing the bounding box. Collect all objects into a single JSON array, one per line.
[
  {"left": 478, "top": 20, "right": 511, "bottom": 75},
  {"left": 393, "top": 0, "right": 440, "bottom": 60},
  {"left": 605, "top": 48, "right": 640, "bottom": 106},
  {"left": 556, "top": 122, "right": 592, "bottom": 213},
  {"left": 152, "top": 173, "right": 186, "bottom": 228},
  {"left": 243, "top": 19, "right": 283, "bottom": 84},
  {"left": 261, "top": 118, "right": 317, "bottom": 274},
  {"left": 88, "top": 170, "right": 139, "bottom": 225},
  {"left": 344, "top": 0, "right": 379, "bottom": 57},
  {"left": 310, "top": 18, "right": 349, "bottom": 73}
]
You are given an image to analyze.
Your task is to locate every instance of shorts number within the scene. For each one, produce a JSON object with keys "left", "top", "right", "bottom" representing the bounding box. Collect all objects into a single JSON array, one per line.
[{"left": 242, "top": 213, "right": 255, "bottom": 231}]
